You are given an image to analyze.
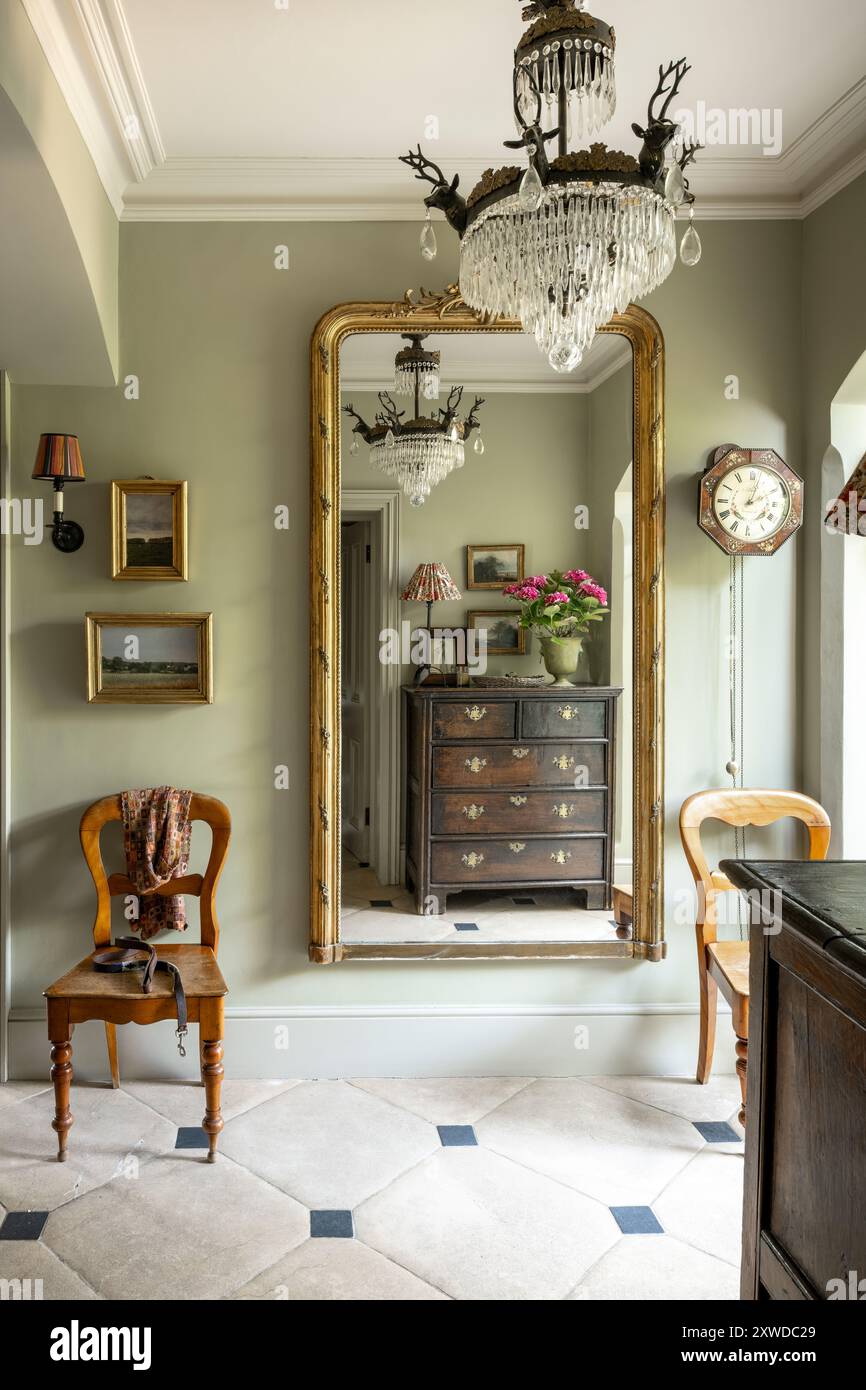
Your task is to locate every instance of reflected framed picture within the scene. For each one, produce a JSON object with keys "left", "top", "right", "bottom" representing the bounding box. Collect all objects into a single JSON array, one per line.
[
  {"left": 467, "top": 609, "right": 526, "bottom": 656},
  {"left": 466, "top": 543, "right": 525, "bottom": 590},
  {"left": 111, "top": 480, "right": 188, "bottom": 580},
  {"left": 85, "top": 612, "right": 213, "bottom": 704}
]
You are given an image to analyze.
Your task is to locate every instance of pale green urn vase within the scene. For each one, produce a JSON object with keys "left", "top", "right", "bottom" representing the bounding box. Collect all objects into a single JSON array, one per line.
[{"left": 539, "top": 635, "right": 583, "bottom": 687}]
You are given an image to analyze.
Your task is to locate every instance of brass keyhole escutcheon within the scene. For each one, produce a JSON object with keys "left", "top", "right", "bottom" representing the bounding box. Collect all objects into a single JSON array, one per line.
[
  {"left": 509, "top": 842, "right": 526, "bottom": 854},
  {"left": 461, "top": 852, "right": 485, "bottom": 869},
  {"left": 512, "top": 748, "right": 530, "bottom": 760},
  {"left": 557, "top": 706, "right": 576, "bottom": 721},
  {"left": 465, "top": 706, "right": 487, "bottom": 722},
  {"left": 509, "top": 795, "right": 528, "bottom": 807},
  {"left": 550, "top": 849, "right": 572, "bottom": 865},
  {"left": 553, "top": 754, "right": 574, "bottom": 771},
  {"left": 462, "top": 803, "right": 485, "bottom": 821},
  {"left": 465, "top": 757, "right": 487, "bottom": 774},
  {"left": 553, "top": 803, "right": 575, "bottom": 819}
]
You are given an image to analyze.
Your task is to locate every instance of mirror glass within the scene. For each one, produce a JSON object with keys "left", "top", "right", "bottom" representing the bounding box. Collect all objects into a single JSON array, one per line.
[{"left": 339, "top": 328, "right": 634, "bottom": 949}]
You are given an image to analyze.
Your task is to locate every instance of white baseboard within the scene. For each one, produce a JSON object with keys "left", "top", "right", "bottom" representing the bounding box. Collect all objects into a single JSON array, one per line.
[{"left": 7, "top": 1003, "right": 735, "bottom": 1082}]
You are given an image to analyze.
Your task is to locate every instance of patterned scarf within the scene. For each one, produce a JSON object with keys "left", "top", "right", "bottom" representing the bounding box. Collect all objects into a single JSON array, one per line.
[{"left": 121, "top": 787, "right": 193, "bottom": 941}]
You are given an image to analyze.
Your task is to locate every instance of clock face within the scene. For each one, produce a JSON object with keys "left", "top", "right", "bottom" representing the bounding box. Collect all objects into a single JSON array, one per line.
[{"left": 711, "top": 463, "right": 791, "bottom": 542}]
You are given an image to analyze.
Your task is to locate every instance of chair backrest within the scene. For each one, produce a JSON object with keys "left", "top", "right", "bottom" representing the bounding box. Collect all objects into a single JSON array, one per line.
[
  {"left": 80, "top": 793, "right": 231, "bottom": 952},
  {"left": 679, "top": 788, "right": 831, "bottom": 947}
]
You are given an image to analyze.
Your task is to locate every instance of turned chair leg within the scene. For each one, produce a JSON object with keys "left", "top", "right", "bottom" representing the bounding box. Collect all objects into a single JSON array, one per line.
[
  {"left": 735, "top": 1034, "right": 747, "bottom": 1127},
  {"left": 696, "top": 966, "right": 718, "bottom": 1084},
  {"left": 104, "top": 1023, "right": 120, "bottom": 1089},
  {"left": 50, "top": 1036, "right": 74, "bottom": 1162},
  {"left": 201, "top": 1039, "right": 224, "bottom": 1162}
]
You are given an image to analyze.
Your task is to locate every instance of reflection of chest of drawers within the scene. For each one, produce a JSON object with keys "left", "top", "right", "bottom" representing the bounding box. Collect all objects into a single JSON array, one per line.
[{"left": 403, "top": 685, "right": 621, "bottom": 915}]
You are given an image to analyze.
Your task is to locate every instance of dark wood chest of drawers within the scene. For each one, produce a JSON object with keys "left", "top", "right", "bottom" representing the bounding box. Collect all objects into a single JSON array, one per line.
[
  {"left": 721, "top": 859, "right": 866, "bottom": 1301},
  {"left": 404, "top": 684, "right": 621, "bottom": 915}
]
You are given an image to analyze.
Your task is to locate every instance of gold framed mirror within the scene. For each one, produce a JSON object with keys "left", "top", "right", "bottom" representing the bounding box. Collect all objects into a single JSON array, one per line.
[{"left": 310, "top": 289, "right": 664, "bottom": 963}]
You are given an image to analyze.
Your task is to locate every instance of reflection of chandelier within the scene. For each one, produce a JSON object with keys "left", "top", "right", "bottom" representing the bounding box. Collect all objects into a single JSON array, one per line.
[
  {"left": 344, "top": 336, "right": 485, "bottom": 508},
  {"left": 399, "top": 0, "right": 702, "bottom": 373}
]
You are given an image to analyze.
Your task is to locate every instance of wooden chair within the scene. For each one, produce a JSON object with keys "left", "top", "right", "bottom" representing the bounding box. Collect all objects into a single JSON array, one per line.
[
  {"left": 679, "top": 789, "right": 831, "bottom": 1127},
  {"left": 44, "top": 793, "right": 231, "bottom": 1163}
]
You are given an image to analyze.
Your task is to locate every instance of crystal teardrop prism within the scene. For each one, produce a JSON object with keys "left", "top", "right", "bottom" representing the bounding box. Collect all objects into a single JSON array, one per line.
[
  {"left": 664, "top": 161, "right": 686, "bottom": 207},
  {"left": 409, "top": 494, "right": 425, "bottom": 508},
  {"left": 548, "top": 340, "right": 582, "bottom": 373},
  {"left": 680, "top": 218, "right": 702, "bottom": 267},
  {"left": 385, "top": 428, "right": 396, "bottom": 448},
  {"left": 473, "top": 435, "right": 485, "bottom": 455},
  {"left": 349, "top": 437, "right": 359, "bottom": 455},
  {"left": 518, "top": 163, "right": 543, "bottom": 213},
  {"left": 420, "top": 212, "right": 437, "bottom": 262}
]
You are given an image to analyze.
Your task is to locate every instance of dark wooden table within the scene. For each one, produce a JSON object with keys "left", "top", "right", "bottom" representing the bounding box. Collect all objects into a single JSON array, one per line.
[{"left": 721, "top": 859, "right": 866, "bottom": 1300}]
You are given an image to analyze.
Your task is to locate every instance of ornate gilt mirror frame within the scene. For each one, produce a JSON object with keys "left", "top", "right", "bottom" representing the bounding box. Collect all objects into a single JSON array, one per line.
[{"left": 309, "top": 288, "right": 665, "bottom": 963}]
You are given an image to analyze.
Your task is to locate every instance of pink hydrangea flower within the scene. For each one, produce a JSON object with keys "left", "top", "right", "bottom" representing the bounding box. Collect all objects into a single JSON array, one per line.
[
  {"left": 580, "top": 581, "right": 608, "bottom": 604},
  {"left": 545, "top": 591, "right": 569, "bottom": 605},
  {"left": 525, "top": 575, "right": 548, "bottom": 589},
  {"left": 563, "top": 568, "right": 590, "bottom": 584},
  {"left": 514, "top": 584, "right": 541, "bottom": 600}
]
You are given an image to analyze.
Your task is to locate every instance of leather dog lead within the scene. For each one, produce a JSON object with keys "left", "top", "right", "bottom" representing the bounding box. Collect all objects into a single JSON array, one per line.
[{"left": 92, "top": 935, "right": 188, "bottom": 1056}]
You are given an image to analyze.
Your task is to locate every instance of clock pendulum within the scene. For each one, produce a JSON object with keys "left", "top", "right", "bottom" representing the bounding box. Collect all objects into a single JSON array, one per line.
[{"left": 699, "top": 444, "right": 806, "bottom": 937}]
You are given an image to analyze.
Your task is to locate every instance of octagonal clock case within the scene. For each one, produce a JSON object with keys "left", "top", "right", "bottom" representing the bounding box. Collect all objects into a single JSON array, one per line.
[{"left": 699, "top": 447, "right": 804, "bottom": 556}]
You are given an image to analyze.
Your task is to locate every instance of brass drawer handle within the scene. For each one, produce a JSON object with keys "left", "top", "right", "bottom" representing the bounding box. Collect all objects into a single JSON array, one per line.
[
  {"left": 509, "top": 795, "right": 528, "bottom": 807},
  {"left": 462, "top": 803, "right": 485, "bottom": 821},
  {"left": 550, "top": 849, "right": 572, "bottom": 865},
  {"left": 512, "top": 747, "right": 530, "bottom": 760},
  {"left": 557, "top": 705, "right": 577, "bottom": 721},
  {"left": 509, "top": 841, "right": 526, "bottom": 854},
  {"left": 465, "top": 757, "right": 488, "bottom": 774},
  {"left": 553, "top": 802, "right": 576, "bottom": 819},
  {"left": 461, "top": 852, "right": 485, "bottom": 869},
  {"left": 552, "top": 754, "right": 575, "bottom": 770},
  {"left": 464, "top": 705, "right": 487, "bottom": 722}
]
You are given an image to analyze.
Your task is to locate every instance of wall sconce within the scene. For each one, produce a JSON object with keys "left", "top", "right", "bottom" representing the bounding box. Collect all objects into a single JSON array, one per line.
[{"left": 32, "top": 434, "right": 86, "bottom": 552}]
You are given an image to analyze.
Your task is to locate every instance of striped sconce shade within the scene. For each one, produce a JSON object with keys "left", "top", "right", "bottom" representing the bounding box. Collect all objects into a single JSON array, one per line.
[
  {"left": 32, "top": 434, "right": 86, "bottom": 482},
  {"left": 401, "top": 562, "right": 461, "bottom": 603}
]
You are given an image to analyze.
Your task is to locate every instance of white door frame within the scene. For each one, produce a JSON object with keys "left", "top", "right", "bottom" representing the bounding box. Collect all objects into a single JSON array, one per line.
[{"left": 342, "top": 490, "right": 401, "bottom": 884}]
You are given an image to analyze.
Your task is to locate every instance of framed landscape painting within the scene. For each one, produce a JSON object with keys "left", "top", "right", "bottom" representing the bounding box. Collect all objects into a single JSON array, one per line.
[
  {"left": 466, "top": 543, "right": 524, "bottom": 590},
  {"left": 86, "top": 613, "right": 213, "bottom": 704},
  {"left": 467, "top": 609, "right": 526, "bottom": 656},
  {"left": 111, "top": 480, "right": 188, "bottom": 580}
]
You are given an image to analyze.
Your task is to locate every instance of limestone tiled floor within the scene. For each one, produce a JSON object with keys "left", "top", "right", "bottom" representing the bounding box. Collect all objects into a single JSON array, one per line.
[
  {"left": 341, "top": 861, "right": 623, "bottom": 944},
  {"left": 0, "top": 1073, "right": 743, "bottom": 1301}
]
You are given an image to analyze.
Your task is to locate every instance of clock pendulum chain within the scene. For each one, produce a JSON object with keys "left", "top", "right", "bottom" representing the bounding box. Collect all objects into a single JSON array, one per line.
[{"left": 727, "top": 554, "right": 747, "bottom": 938}]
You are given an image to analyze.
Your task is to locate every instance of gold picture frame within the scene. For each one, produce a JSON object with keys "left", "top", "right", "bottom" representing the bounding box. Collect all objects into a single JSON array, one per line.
[
  {"left": 466, "top": 543, "right": 525, "bottom": 590},
  {"left": 467, "top": 609, "right": 526, "bottom": 656},
  {"left": 309, "top": 288, "right": 666, "bottom": 964},
  {"left": 85, "top": 612, "right": 213, "bottom": 704},
  {"left": 111, "top": 479, "right": 188, "bottom": 581}
]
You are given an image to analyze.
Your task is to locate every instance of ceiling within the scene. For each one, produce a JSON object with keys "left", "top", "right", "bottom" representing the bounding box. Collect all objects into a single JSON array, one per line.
[
  {"left": 341, "top": 330, "right": 631, "bottom": 393},
  {"left": 22, "top": 0, "right": 866, "bottom": 221}
]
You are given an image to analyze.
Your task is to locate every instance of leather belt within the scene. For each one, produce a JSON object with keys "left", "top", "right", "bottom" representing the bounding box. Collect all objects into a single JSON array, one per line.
[{"left": 92, "top": 936, "right": 188, "bottom": 1056}]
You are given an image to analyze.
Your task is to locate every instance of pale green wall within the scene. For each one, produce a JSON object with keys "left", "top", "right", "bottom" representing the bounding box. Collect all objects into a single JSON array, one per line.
[
  {"left": 801, "top": 172, "right": 866, "bottom": 802},
  {"left": 0, "top": 0, "right": 118, "bottom": 381},
  {"left": 9, "top": 216, "right": 803, "bottom": 1020},
  {"left": 584, "top": 362, "right": 634, "bottom": 683},
  {"left": 342, "top": 387, "right": 593, "bottom": 679}
]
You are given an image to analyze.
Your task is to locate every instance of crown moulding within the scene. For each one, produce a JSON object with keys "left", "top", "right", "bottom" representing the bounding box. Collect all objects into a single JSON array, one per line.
[{"left": 20, "top": 2, "right": 866, "bottom": 224}]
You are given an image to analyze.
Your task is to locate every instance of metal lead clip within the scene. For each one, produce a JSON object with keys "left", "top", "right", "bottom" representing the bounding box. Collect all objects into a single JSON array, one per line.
[{"left": 176, "top": 1026, "right": 188, "bottom": 1058}]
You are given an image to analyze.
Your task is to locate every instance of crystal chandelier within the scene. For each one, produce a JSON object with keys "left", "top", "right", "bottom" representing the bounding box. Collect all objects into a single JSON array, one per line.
[
  {"left": 400, "top": 0, "right": 702, "bottom": 373},
  {"left": 344, "top": 336, "right": 485, "bottom": 507}
]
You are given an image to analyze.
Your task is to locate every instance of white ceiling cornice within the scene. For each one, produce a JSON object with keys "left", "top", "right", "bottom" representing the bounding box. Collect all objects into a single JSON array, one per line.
[{"left": 20, "top": 4, "right": 866, "bottom": 224}]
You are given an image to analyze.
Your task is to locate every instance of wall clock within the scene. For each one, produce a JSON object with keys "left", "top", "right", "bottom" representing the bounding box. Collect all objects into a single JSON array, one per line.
[{"left": 699, "top": 446, "right": 803, "bottom": 556}]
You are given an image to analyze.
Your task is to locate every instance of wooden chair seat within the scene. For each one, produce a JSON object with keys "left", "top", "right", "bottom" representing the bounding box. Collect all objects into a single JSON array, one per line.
[
  {"left": 44, "top": 792, "right": 231, "bottom": 1163},
  {"left": 706, "top": 939, "right": 749, "bottom": 1038},
  {"left": 679, "top": 788, "right": 831, "bottom": 1128},
  {"left": 46, "top": 945, "right": 227, "bottom": 1013}
]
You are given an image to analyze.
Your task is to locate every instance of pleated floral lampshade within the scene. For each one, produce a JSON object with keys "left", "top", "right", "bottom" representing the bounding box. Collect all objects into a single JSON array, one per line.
[{"left": 401, "top": 562, "right": 461, "bottom": 627}]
